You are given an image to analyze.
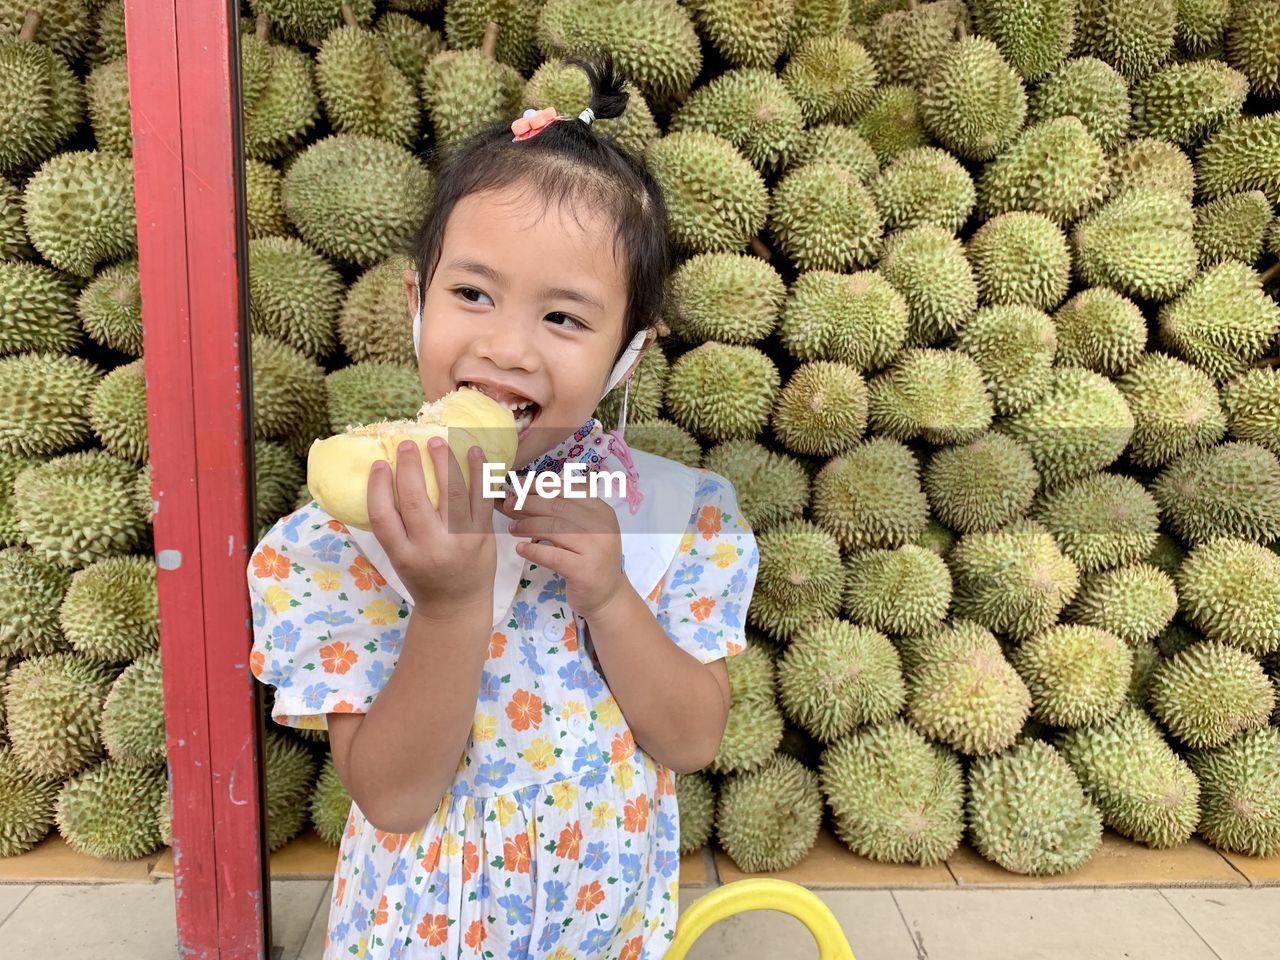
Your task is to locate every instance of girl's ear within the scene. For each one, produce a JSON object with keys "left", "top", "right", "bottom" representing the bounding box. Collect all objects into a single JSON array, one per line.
[
  {"left": 403, "top": 269, "right": 419, "bottom": 319},
  {"left": 620, "top": 327, "right": 657, "bottom": 383}
]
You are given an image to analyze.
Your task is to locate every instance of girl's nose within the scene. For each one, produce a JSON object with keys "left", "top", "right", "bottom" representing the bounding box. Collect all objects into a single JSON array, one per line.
[{"left": 472, "top": 314, "right": 539, "bottom": 371}]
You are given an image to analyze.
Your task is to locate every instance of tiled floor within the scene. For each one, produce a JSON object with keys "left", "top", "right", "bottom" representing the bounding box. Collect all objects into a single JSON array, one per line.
[{"left": 3, "top": 878, "right": 1280, "bottom": 959}]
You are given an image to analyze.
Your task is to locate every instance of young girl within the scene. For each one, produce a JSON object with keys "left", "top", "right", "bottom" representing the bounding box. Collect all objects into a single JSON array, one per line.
[{"left": 247, "top": 56, "right": 758, "bottom": 960}]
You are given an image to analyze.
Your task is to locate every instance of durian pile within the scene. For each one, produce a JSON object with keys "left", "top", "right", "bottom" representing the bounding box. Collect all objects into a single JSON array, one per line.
[{"left": 3, "top": 0, "right": 1280, "bottom": 882}]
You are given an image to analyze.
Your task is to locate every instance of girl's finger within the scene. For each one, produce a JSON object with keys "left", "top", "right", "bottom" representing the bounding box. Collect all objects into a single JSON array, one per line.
[
  {"left": 507, "top": 515, "right": 584, "bottom": 548},
  {"left": 514, "top": 538, "right": 576, "bottom": 575},
  {"left": 430, "top": 437, "right": 470, "bottom": 531},
  {"left": 468, "top": 445, "right": 497, "bottom": 527},
  {"left": 395, "top": 441, "right": 441, "bottom": 540},
  {"left": 366, "top": 458, "right": 408, "bottom": 556}
]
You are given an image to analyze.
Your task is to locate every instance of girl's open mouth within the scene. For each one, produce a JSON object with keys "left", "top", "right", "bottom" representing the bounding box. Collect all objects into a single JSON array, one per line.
[{"left": 458, "top": 381, "right": 540, "bottom": 439}]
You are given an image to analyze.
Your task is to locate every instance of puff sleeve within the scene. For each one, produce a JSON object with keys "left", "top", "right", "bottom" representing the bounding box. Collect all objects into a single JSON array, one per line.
[
  {"left": 653, "top": 469, "right": 759, "bottom": 664},
  {"left": 246, "top": 503, "right": 409, "bottom": 730}
]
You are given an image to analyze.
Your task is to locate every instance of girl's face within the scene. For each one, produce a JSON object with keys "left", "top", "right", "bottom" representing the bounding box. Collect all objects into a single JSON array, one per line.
[{"left": 405, "top": 183, "right": 647, "bottom": 468}]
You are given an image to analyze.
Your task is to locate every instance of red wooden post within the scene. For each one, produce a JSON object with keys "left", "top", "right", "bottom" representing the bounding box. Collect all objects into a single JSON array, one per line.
[{"left": 124, "top": 1, "right": 271, "bottom": 956}]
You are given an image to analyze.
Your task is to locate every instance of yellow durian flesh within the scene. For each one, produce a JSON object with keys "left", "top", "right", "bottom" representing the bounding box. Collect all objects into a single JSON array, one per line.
[{"left": 306, "top": 387, "right": 518, "bottom": 529}]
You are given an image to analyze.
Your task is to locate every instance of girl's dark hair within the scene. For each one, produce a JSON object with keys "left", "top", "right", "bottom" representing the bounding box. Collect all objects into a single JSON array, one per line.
[{"left": 409, "top": 53, "right": 671, "bottom": 364}]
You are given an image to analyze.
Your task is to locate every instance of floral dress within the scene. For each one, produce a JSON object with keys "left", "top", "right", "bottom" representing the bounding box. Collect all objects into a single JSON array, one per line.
[{"left": 247, "top": 465, "right": 758, "bottom": 960}]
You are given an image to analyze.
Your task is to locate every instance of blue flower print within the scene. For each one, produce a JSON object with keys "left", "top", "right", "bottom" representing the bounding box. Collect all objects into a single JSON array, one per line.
[
  {"left": 474, "top": 871, "right": 490, "bottom": 901},
  {"left": 280, "top": 511, "right": 305, "bottom": 543},
  {"left": 478, "top": 670, "right": 502, "bottom": 702},
  {"left": 542, "top": 879, "right": 568, "bottom": 913},
  {"left": 520, "top": 639, "right": 545, "bottom": 677},
  {"left": 331, "top": 919, "right": 351, "bottom": 945},
  {"left": 618, "top": 852, "right": 641, "bottom": 885},
  {"left": 377, "top": 627, "right": 404, "bottom": 657},
  {"left": 353, "top": 909, "right": 369, "bottom": 933},
  {"left": 497, "top": 893, "right": 533, "bottom": 927},
  {"left": 558, "top": 660, "right": 603, "bottom": 697},
  {"left": 580, "top": 764, "right": 608, "bottom": 788},
  {"left": 583, "top": 840, "right": 610, "bottom": 871},
  {"left": 401, "top": 883, "right": 421, "bottom": 919},
  {"left": 537, "top": 921, "right": 562, "bottom": 952},
  {"left": 360, "top": 854, "right": 380, "bottom": 900},
  {"left": 730, "top": 567, "right": 748, "bottom": 595},
  {"left": 572, "top": 742, "right": 604, "bottom": 772},
  {"left": 721, "top": 601, "right": 743, "bottom": 629},
  {"left": 583, "top": 929, "right": 610, "bottom": 952},
  {"left": 507, "top": 935, "right": 531, "bottom": 960},
  {"left": 696, "top": 475, "right": 721, "bottom": 499},
  {"left": 309, "top": 533, "right": 344, "bottom": 564},
  {"left": 512, "top": 600, "right": 537, "bottom": 630},
  {"left": 252, "top": 600, "right": 267, "bottom": 629},
  {"left": 387, "top": 858, "right": 407, "bottom": 886},
  {"left": 304, "top": 605, "right": 354, "bottom": 627},
  {"left": 475, "top": 757, "right": 516, "bottom": 789},
  {"left": 538, "top": 575, "right": 567, "bottom": 604},
  {"left": 364, "top": 659, "right": 392, "bottom": 691},
  {"left": 271, "top": 620, "right": 301, "bottom": 654},
  {"left": 693, "top": 626, "right": 720, "bottom": 653},
  {"left": 302, "top": 682, "right": 329, "bottom": 710},
  {"left": 672, "top": 563, "right": 702, "bottom": 589},
  {"left": 655, "top": 848, "right": 679, "bottom": 877},
  {"left": 432, "top": 869, "right": 450, "bottom": 904},
  {"left": 656, "top": 810, "right": 677, "bottom": 842}
]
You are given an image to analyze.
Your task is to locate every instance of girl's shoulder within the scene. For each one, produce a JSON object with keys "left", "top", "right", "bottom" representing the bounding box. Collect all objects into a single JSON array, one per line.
[{"left": 628, "top": 448, "right": 747, "bottom": 530}]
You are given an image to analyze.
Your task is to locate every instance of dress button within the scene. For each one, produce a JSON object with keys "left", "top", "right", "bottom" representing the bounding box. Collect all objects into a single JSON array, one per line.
[
  {"left": 569, "top": 714, "right": 587, "bottom": 734},
  {"left": 543, "top": 621, "right": 562, "bottom": 641}
]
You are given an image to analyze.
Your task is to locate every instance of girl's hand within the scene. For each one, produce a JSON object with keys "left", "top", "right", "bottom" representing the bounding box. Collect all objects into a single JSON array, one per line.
[
  {"left": 366, "top": 438, "right": 496, "bottom": 621},
  {"left": 500, "top": 487, "right": 627, "bottom": 621}
]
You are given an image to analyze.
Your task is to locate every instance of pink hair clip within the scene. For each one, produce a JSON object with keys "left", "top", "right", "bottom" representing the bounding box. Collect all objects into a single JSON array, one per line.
[{"left": 511, "top": 106, "right": 563, "bottom": 141}]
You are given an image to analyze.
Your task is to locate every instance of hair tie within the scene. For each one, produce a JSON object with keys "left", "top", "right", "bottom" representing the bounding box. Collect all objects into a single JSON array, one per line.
[
  {"left": 578, "top": 107, "right": 595, "bottom": 125},
  {"left": 511, "top": 105, "right": 596, "bottom": 141}
]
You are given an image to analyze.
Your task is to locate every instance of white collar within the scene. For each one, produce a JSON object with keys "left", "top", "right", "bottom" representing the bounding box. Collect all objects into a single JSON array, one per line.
[{"left": 343, "top": 450, "right": 697, "bottom": 627}]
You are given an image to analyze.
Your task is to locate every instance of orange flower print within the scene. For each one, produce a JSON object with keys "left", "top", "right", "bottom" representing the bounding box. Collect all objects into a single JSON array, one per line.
[
  {"left": 576, "top": 880, "right": 605, "bottom": 912},
  {"left": 488, "top": 632, "right": 507, "bottom": 659},
  {"left": 505, "top": 689, "right": 543, "bottom": 731},
  {"left": 690, "top": 596, "right": 716, "bottom": 622},
  {"left": 656, "top": 765, "right": 675, "bottom": 797},
  {"left": 556, "top": 821, "right": 582, "bottom": 860},
  {"left": 421, "top": 837, "right": 441, "bottom": 872},
  {"left": 611, "top": 731, "right": 636, "bottom": 764},
  {"left": 623, "top": 794, "right": 649, "bottom": 833},
  {"left": 251, "top": 545, "right": 290, "bottom": 581},
  {"left": 647, "top": 579, "right": 663, "bottom": 604},
  {"left": 249, "top": 650, "right": 264, "bottom": 678},
  {"left": 465, "top": 920, "right": 486, "bottom": 950},
  {"left": 332, "top": 699, "right": 357, "bottom": 713},
  {"left": 319, "top": 641, "right": 357, "bottom": 675},
  {"left": 373, "top": 895, "right": 389, "bottom": 926},
  {"left": 727, "top": 637, "right": 745, "bottom": 656},
  {"left": 696, "top": 505, "right": 722, "bottom": 540},
  {"left": 336, "top": 876, "right": 347, "bottom": 905},
  {"left": 561, "top": 620, "right": 579, "bottom": 652},
  {"left": 418, "top": 914, "right": 449, "bottom": 947},
  {"left": 349, "top": 555, "right": 387, "bottom": 591},
  {"left": 326, "top": 519, "right": 349, "bottom": 533},
  {"left": 619, "top": 937, "right": 644, "bottom": 960},
  {"left": 375, "top": 830, "right": 406, "bottom": 853},
  {"left": 462, "top": 840, "right": 479, "bottom": 882},
  {"left": 504, "top": 833, "right": 531, "bottom": 873}
]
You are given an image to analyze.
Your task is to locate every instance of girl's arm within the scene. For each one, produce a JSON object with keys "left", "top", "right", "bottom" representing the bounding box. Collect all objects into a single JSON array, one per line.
[{"left": 327, "top": 600, "right": 491, "bottom": 835}]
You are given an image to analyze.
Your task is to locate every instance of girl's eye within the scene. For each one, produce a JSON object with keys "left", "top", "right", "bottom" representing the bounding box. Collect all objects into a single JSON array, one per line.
[
  {"left": 453, "top": 288, "right": 584, "bottom": 330},
  {"left": 546, "top": 312, "right": 585, "bottom": 330},
  {"left": 454, "top": 286, "right": 491, "bottom": 306}
]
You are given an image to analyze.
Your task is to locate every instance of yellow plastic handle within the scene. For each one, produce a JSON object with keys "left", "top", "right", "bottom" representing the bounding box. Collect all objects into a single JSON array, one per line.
[{"left": 667, "top": 878, "right": 857, "bottom": 960}]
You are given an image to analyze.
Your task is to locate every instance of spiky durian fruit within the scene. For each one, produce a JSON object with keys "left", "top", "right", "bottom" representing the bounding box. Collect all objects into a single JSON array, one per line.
[
  {"left": 1028, "top": 56, "right": 1131, "bottom": 150},
  {"left": 0, "top": 744, "right": 58, "bottom": 856},
  {"left": 969, "top": 740, "right": 1102, "bottom": 875},
  {"left": 59, "top": 553, "right": 156, "bottom": 663},
  {"left": 316, "top": 21, "right": 418, "bottom": 148},
  {"left": 819, "top": 719, "right": 965, "bottom": 864},
  {"left": 670, "top": 69, "right": 804, "bottom": 174},
  {"left": 310, "top": 754, "right": 353, "bottom": 846},
  {"left": 966, "top": 212, "right": 1071, "bottom": 312},
  {"left": 716, "top": 754, "right": 823, "bottom": 872},
  {"left": 971, "top": 0, "right": 1076, "bottom": 80},
  {"left": 1058, "top": 703, "right": 1199, "bottom": 847},
  {"left": 855, "top": 84, "right": 929, "bottom": 163},
  {"left": 1115, "top": 353, "right": 1225, "bottom": 468},
  {"left": 701, "top": 439, "right": 807, "bottom": 532},
  {"left": 914, "top": 519, "right": 957, "bottom": 560},
  {"left": 1065, "top": 563, "right": 1177, "bottom": 644},
  {"left": 978, "top": 119, "right": 1109, "bottom": 229},
  {"left": 921, "top": 37, "right": 1028, "bottom": 161},
  {"left": 871, "top": 147, "right": 974, "bottom": 234},
  {"left": 253, "top": 441, "right": 305, "bottom": 536},
  {"left": 22, "top": 150, "right": 134, "bottom": 277},
  {"left": 1222, "top": 369, "right": 1280, "bottom": 457},
  {"left": 778, "top": 618, "right": 905, "bottom": 742},
  {"left": 0, "top": 0, "right": 90, "bottom": 60},
  {"left": 100, "top": 649, "right": 164, "bottom": 764},
  {"left": 996, "top": 366, "right": 1134, "bottom": 489},
  {"left": 1012, "top": 625, "right": 1133, "bottom": 728},
  {"left": 922, "top": 431, "right": 1038, "bottom": 534},
  {"left": 1145, "top": 532, "right": 1185, "bottom": 580},
  {"left": 1154, "top": 442, "right": 1280, "bottom": 546},
  {"left": 1173, "top": 0, "right": 1231, "bottom": 55},
  {"left": 1194, "top": 191, "right": 1272, "bottom": 268},
  {"left": 950, "top": 522, "right": 1081, "bottom": 640},
  {"left": 664, "top": 342, "right": 779, "bottom": 442},
  {"left": 710, "top": 644, "right": 785, "bottom": 774},
  {"left": 595, "top": 346, "right": 666, "bottom": 429},
  {"left": 866, "top": 0, "right": 965, "bottom": 89},
  {"left": 13, "top": 450, "right": 149, "bottom": 570},
  {"left": 780, "top": 35, "right": 878, "bottom": 125},
  {"left": 89, "top": 358, "right": 147, "bottom": 464},
  {"left": 326, "top": 362, "right": 423, "bottom": 432},
  {"left": 1108, "top": 136, "right": 1195, "bottom": 199},
  {"left": 676, "top": 770, "right": 716, "bottom": 855},
  {"left": 0, "top": 26, "right": 83, "bottom": 175},
  {"left": 0, "top": 353, "right": 103, "bottom": 457},
  {"left": 957, "top": 305, "right": 1057, "bottom": 416},
  {"left": 85, "top": 57, "right": 129, "bottom": 156},
  {"left": 377, "top": 12, "right": 445, "bottom": 87},
  {"left": 779, "top": 269, "right": 907, "bottom": 370},
  {"left": 1225, "top": 0, "right": 1280, "bottom": 99},
  {"left": 1149, "top": 642, "right": 1273, "bottom": 749},
  {"left": 1071, "top": 188, "right": 1196, "bottom": 302},
  {"left": 647, "top": 132, "right": 768, "bottom": 256},
  {"left": 1075, "top": 0, "right": 1176, "bottom": 80},
  {"left": 623, "top": 419, "right": 701, "bottom": 468},
  {"left": 240, "top": 30, "right": 319, "bottom": 161},
  {"left": 523, "top": 60, "right": 658, "bottom": 158},
  {"left": 282, "top": 134, "right": 432, "bottom": 268},
  {"left": 684, "top": 0, "right": 792, "bottom": 69},
  {"left": 770, "top": 362, "right": 868, "bottom": 457},
  {"left": 0, "top": 175, "right": 28, "bottom": 259},
  {"left": 1190, "top": 727, "right": 1280, "bottom": 857},
  {"left": 1052, "top": 289, "right": 1146, "bottom": 378},
  {"left": 0, "top": 261, "right": 79, "bottom": 357},
  {"left": 244, "top": 159, "right": 287, "bottom": 240},
  {"left": 747, "top": 521, "right": 845, "bottom": 641},
  {"left": 419, "top": 47, "right": 521, "bottom": 146},
  {"left": 878, "top": 226, "right": 979, "bottom": 348},
  {"left": 338, "top": 255, "right": 415, "bottom": 366},
  {"left": 443, "top": 0, "right": 542, "bottom": 73},
  {"left": 1032, "top": 472, "right": 1160, "bottom": 573},
  {"left": 867, "top": 349, "right": 993, "bottom": 446},
  {"left": 1131, "top": 61, "right": 1247, "bottom": 146},
  {"left": 905, "top": 620, "right": 1030, "bottom": 756},
  {"left": 54, "top": 755, "right": 166, "bottom": 861},
  {"left": 263, "top": 730, "right": 316, "bottom": 852},
  {"left": 536, "top": 0, "right": 701, "bottom": 106},
  {"left": 767, "top": 162, "right": 883, "bottom": 272},
  {"left": 249, "top": 333, "right": 328, "bottom": 441},
  {"left": 1127, "top": 638, "right": 1161, "bottom": 705},
  {"left": 785, "top": 123, "right": 879, "bottom": 181},
  {"left": 1158, "top": 261, "right": 1280, "bottom": 384},
  {"left": 665, "top": 253, "right": 784, "bottom": 345},
  {"left": 0, "top": 546, "right": 70, "bottom": 657},
  {"left": 0, "top": 453, "right": 37, "bottom": 547},
  {"left": 1195, "top": 114, "right": 1280, "bottom": 203},
  {"left": 248, "top": 0, "right": 374, "bottom": 45},
  {"left": 1158, "top": 621, "right": 1201, "bottom": 658},
  {"left": 812, "top": 437, "right": 930, "bottom": 552},
  {"left": 843, "top": 545, "right": 951, "bottom": 637},
  {"left": 79, "top": 259, "right": 141, "bottom": 356},
  {"left": 5, "top": 653, "right": 117, "bottom": 780},
  {"left": 1176, "top": 537, "right": 1280, "bottom": 655}
]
